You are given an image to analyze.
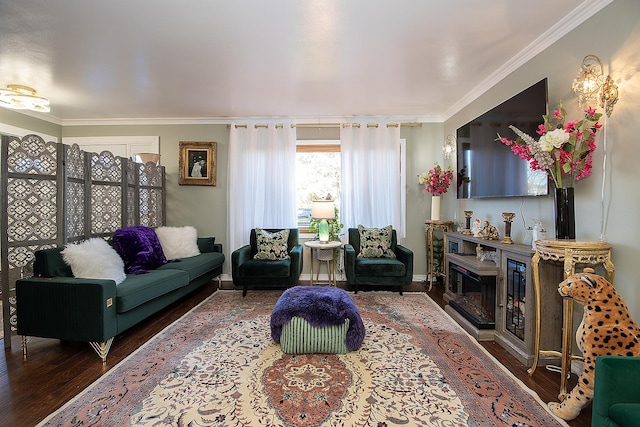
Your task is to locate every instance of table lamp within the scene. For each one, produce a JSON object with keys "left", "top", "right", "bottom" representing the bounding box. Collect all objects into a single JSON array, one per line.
[
  {"left": 311, "top": 199, "right": 335, "bottom": 243},
  {"left": 135, "top": 153, "right": 161, "bottom": 166}
]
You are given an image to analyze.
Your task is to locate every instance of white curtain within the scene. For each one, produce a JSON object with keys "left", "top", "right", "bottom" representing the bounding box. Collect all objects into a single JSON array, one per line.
[
  {"left": 340, "top": 123, "right": 404, "bottom": 238},
  {"left": 227, "top": 123, "right": 297, "bottom": 258}
]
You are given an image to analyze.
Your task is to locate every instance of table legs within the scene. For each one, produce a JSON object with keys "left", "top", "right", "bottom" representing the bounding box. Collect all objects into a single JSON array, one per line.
[
  {"left": 529, "top": 245, "right": 614, "bottom": 399},
  {"left": 309, "top": 247, "right": 337, "bottom": 286}
]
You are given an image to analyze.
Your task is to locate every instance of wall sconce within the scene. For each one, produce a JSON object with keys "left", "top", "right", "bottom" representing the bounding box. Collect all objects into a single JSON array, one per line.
[
  {"left": 443, "top": 134, "right": 456, "bottom": 159},
  {"left": 0, "top": 84, "right": 50, "bottom": 113},
  {"left": 572, "top": 54, "right": 619, "bottom": 117}
]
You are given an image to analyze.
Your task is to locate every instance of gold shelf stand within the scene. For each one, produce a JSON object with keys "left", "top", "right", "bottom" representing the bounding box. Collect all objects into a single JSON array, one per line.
[
  {"left": 529, "top": 239, "right": 614, "bottom": 398},
  {"left": 424, "top": 220, "right": 454, "bottom": 291}
]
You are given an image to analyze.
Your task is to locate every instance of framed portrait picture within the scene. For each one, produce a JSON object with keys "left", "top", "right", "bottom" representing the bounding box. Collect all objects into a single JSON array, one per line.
[{"left": 178, "top": 141, "right": 217, "bottom": 186}]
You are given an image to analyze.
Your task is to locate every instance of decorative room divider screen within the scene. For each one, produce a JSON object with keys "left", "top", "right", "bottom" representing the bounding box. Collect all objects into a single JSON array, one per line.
[{"left": 0, "top": 134, "right": 166, "bottom": 349}]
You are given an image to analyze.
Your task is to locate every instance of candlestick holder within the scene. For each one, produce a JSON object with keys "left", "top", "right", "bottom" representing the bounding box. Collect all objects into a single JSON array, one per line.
[
  {"left": 501, "top": 212, "right": 516, "bottom": 244},
  {"left": 463, "top": 211, "right": 473, "bottom": 235}
]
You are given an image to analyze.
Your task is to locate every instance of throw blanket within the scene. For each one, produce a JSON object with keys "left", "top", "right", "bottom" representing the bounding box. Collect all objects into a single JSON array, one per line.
[
  {"left": 270, "top": 286, "right": 365, "bottom": 351},
  {"left": 112, "top": 225, "right": 167, "bottom": 274}
]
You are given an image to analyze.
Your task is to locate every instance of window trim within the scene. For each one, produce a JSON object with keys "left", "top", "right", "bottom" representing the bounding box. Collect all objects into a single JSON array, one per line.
[{"left": 297, "top": 143, "right": 340, "bottom": 153}]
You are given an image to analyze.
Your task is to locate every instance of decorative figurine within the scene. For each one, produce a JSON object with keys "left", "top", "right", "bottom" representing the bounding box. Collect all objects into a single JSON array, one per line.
[
  {"left": 530, "top": 219, "right": 546, "bottom": 250},
  {"left": 463, "top": 210, "right": 473, "bottom": 235},
  {"left": 501, "top": 212, "right": 516, "bottom": 244},
  {"left": 481, "top": 220, "right": 500, "bottom": 240},
  {"left": 548, "top": 268, "right": 640, "bottom": 421},
  {"left": 471, "top": 218, "right": 483, "bottom": 237}
]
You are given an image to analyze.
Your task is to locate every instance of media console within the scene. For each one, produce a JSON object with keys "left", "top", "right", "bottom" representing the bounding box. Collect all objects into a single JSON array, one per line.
[{"left": 444, "top": 232, "right": 564, "bottom": 366}]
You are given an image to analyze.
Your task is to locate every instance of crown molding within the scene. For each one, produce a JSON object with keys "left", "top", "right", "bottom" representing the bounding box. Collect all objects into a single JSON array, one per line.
[
  {"left": 60, "top": 115, "right": 442, "bottom": 127},
  {"left": 442, "top": 0, "right": 614, "bottom": 121}
]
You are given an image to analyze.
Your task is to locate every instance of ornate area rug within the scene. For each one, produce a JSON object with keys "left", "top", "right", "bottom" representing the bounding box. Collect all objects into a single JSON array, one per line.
[{"left": 39, "top": 290, "right": 567, "bottom": 426}]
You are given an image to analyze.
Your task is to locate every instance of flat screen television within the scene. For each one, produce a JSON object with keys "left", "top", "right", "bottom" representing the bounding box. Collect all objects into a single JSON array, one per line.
[{"left": 457, "top": 78, "right": 549, "bottom": 199}]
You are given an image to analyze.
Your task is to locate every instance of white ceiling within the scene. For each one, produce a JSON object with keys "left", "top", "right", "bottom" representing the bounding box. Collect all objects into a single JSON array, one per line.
[{"left": 0, "top": 0, "right": 610, "bottom": 124}]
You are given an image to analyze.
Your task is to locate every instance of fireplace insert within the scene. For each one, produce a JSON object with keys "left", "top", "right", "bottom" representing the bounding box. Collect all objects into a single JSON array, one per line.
[{"left": 448, "top": 262, "right": 496, "bottom": 329}]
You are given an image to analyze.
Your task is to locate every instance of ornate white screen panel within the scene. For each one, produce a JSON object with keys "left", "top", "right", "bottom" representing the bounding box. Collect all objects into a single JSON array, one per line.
[{"left": 0, "top": 134, "right": 165, "bottom": 348}]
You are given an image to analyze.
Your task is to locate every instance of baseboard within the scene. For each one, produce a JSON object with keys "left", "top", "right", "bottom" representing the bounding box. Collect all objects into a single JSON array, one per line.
[
  {"left": 217, "top": 274, "right": 427, "bottom": 287},
  {"left": 217, "top": 274, "right": 429, "bottom": 292}
]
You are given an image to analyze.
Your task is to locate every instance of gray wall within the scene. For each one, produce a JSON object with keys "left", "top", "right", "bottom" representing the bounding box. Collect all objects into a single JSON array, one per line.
[
  {"left": 444, "top": 0, "right": 640, "bottom": 319},
  {"left": 1, "top": 0, "right": 638, "bottom": 321},
  {"left": 57, "top": 123, "right": 444, "bottom": 287}
]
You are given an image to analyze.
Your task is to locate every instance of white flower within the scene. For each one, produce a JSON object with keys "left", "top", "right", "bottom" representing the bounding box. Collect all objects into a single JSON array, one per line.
[{"left": 538, "top": 128, "right": 569, "bottom": 152}]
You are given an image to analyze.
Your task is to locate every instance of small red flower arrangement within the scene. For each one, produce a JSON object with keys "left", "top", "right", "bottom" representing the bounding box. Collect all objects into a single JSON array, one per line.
[{"left": 418, "top": 163, "right": 454, "bottom": 196}]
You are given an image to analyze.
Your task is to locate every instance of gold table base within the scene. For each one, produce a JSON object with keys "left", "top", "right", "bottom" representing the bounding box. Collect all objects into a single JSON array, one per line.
[
  {"left": 424, "top": 220, "right": 454, "bottom": 291},
  {"left": 529, "top": 239, "right": 614, "bottom": 399}
]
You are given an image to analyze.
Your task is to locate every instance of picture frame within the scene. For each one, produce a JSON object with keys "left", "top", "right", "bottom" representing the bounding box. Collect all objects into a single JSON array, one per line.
[{"left": 179, "top": 141, "right": 217, "bottom": 186}]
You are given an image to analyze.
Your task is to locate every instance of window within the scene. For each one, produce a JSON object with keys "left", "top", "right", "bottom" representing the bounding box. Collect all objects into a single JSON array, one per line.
[{"left": 296, "top": 140, "right": 341, "bottom": 230}]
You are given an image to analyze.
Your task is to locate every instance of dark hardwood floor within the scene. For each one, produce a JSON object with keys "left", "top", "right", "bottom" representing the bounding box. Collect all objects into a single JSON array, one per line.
[{"left": 0, "top": 281, "right": 591, "bottom": 427}]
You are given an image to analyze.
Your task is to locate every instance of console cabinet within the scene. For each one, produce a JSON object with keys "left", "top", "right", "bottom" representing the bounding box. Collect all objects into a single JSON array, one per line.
[{"left": 444, "top": 232, "right": 563, "bottom": 366}]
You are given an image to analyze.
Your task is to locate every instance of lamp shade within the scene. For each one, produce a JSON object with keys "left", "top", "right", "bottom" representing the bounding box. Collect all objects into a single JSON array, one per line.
[
  {"left": 311, "top": 200, "right": 335, "bottom": 219},
  {"left": 135, "top": 153, "right": 161, "bottom": 166}
]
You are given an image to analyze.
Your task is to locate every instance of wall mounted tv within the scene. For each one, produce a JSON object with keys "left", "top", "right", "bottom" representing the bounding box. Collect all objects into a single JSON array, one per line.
[{"left": 457, "top": 78, "right": 549, "bottom": 199}]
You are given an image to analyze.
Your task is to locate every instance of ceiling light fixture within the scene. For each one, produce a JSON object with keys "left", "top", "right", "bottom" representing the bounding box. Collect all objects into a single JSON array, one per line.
[
  {"left": 0, "top": 84, "right": 50, "bottom": 113},
  {"left": 443, "top": 134, "right": 456, "bottom": 159},
  {"left": 571, "top": 54, "right": 618, "bottom": 117}
]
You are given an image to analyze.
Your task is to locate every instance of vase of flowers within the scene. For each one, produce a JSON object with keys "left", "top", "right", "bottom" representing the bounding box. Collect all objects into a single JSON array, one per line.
[
  {"left": 418, "top": 163, "right": 454, "bottom": 220},
  {"left": 497, "top": 100, "right": 602, "bottom": 239}
]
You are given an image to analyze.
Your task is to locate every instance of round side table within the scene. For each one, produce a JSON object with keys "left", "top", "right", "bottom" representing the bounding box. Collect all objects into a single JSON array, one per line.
[{"left": 304, "top": 240, "right": 342, "bottom": 287}]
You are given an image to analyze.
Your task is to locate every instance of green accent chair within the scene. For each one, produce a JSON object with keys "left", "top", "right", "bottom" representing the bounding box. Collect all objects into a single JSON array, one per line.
[
  {"left": 231, "top": 228, "right": 303, "bottom": 297},
  {"left": 592, "top": 355, "right": 640, "bottom": 427},
  {"left": 344, "top": 227, "right": 413, "bottom": 294}
]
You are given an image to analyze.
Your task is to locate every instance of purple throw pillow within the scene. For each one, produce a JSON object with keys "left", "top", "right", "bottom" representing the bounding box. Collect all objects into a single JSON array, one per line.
[{"left": 112, "top": 225, "right": 167, "bottom": 274}]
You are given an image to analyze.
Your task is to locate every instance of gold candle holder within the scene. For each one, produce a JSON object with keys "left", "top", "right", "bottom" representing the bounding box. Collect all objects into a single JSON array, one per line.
[
  {"left": 501, "top": 212, "right": 516, "bottom": 244},
  {"left": 463, "top": 211, "right": 473, "bottom": 235}
]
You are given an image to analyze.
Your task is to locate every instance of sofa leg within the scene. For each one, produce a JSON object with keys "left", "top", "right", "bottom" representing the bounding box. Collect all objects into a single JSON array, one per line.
[
  {"left": 242, "top": 285, "right": 248, "bottom": 297},
  {"left": 89, "top": 338, "right": 114, "bottom": 364}
]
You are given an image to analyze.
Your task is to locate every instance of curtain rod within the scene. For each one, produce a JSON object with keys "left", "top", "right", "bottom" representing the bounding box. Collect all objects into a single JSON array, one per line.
[{"left": 228, "top": 123, "right": 422, "bottom": 129}]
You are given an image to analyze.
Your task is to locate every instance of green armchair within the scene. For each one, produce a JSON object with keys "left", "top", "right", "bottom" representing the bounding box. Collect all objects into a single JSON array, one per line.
[
  {"left": 592, "top": 355, "right": 640, "bottom": 427},
  {"left": 344, "top": 227, "right": 413, "bottom": 294},
  {"left": 231, "top": 228, "right": 303, "bottom": 297}
]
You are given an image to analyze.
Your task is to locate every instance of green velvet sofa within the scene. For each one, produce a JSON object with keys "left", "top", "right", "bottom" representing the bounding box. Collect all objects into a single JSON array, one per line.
[
  {"left": 592, "top": 355, "right": 640, "bottom": 427},
  {"left": 231, "top": 228, "right": 303, "bottom": 297},
  {"left": 344, "top": 227, "right": 413, "bottom": 294},
  {"left": 16, "top": 237, "right": 224, "bottom": 362}
]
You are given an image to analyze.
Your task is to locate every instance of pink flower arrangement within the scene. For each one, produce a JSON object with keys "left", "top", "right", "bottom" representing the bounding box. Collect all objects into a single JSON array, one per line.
[
  {"left": 418, "top": 163, "right": 454, "bottom": 196},
  {"left": 497, "top": 100, "right": 602, "bottom": 188}
]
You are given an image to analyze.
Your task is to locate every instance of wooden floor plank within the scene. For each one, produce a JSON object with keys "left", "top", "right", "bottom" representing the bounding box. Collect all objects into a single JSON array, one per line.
[{"left": 0, "top": 282, "right": 591, "bottom": 426}]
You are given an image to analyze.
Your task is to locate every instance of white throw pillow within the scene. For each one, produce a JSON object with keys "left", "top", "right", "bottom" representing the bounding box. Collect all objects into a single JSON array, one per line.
[
  {"left": 61, "top": 238, "right": 127, "bottom": 285},
  {"left": 155, "top": 226, "right": 201, "bottom": 260}
]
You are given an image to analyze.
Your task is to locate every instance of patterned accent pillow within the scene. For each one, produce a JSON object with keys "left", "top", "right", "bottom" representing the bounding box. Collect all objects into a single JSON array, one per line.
[
  {"left": 357, "top": 225, "right": 396, "bottom": 259},
  {"left": 254, "top": 228, "right": 290, "bottom": 260}
]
